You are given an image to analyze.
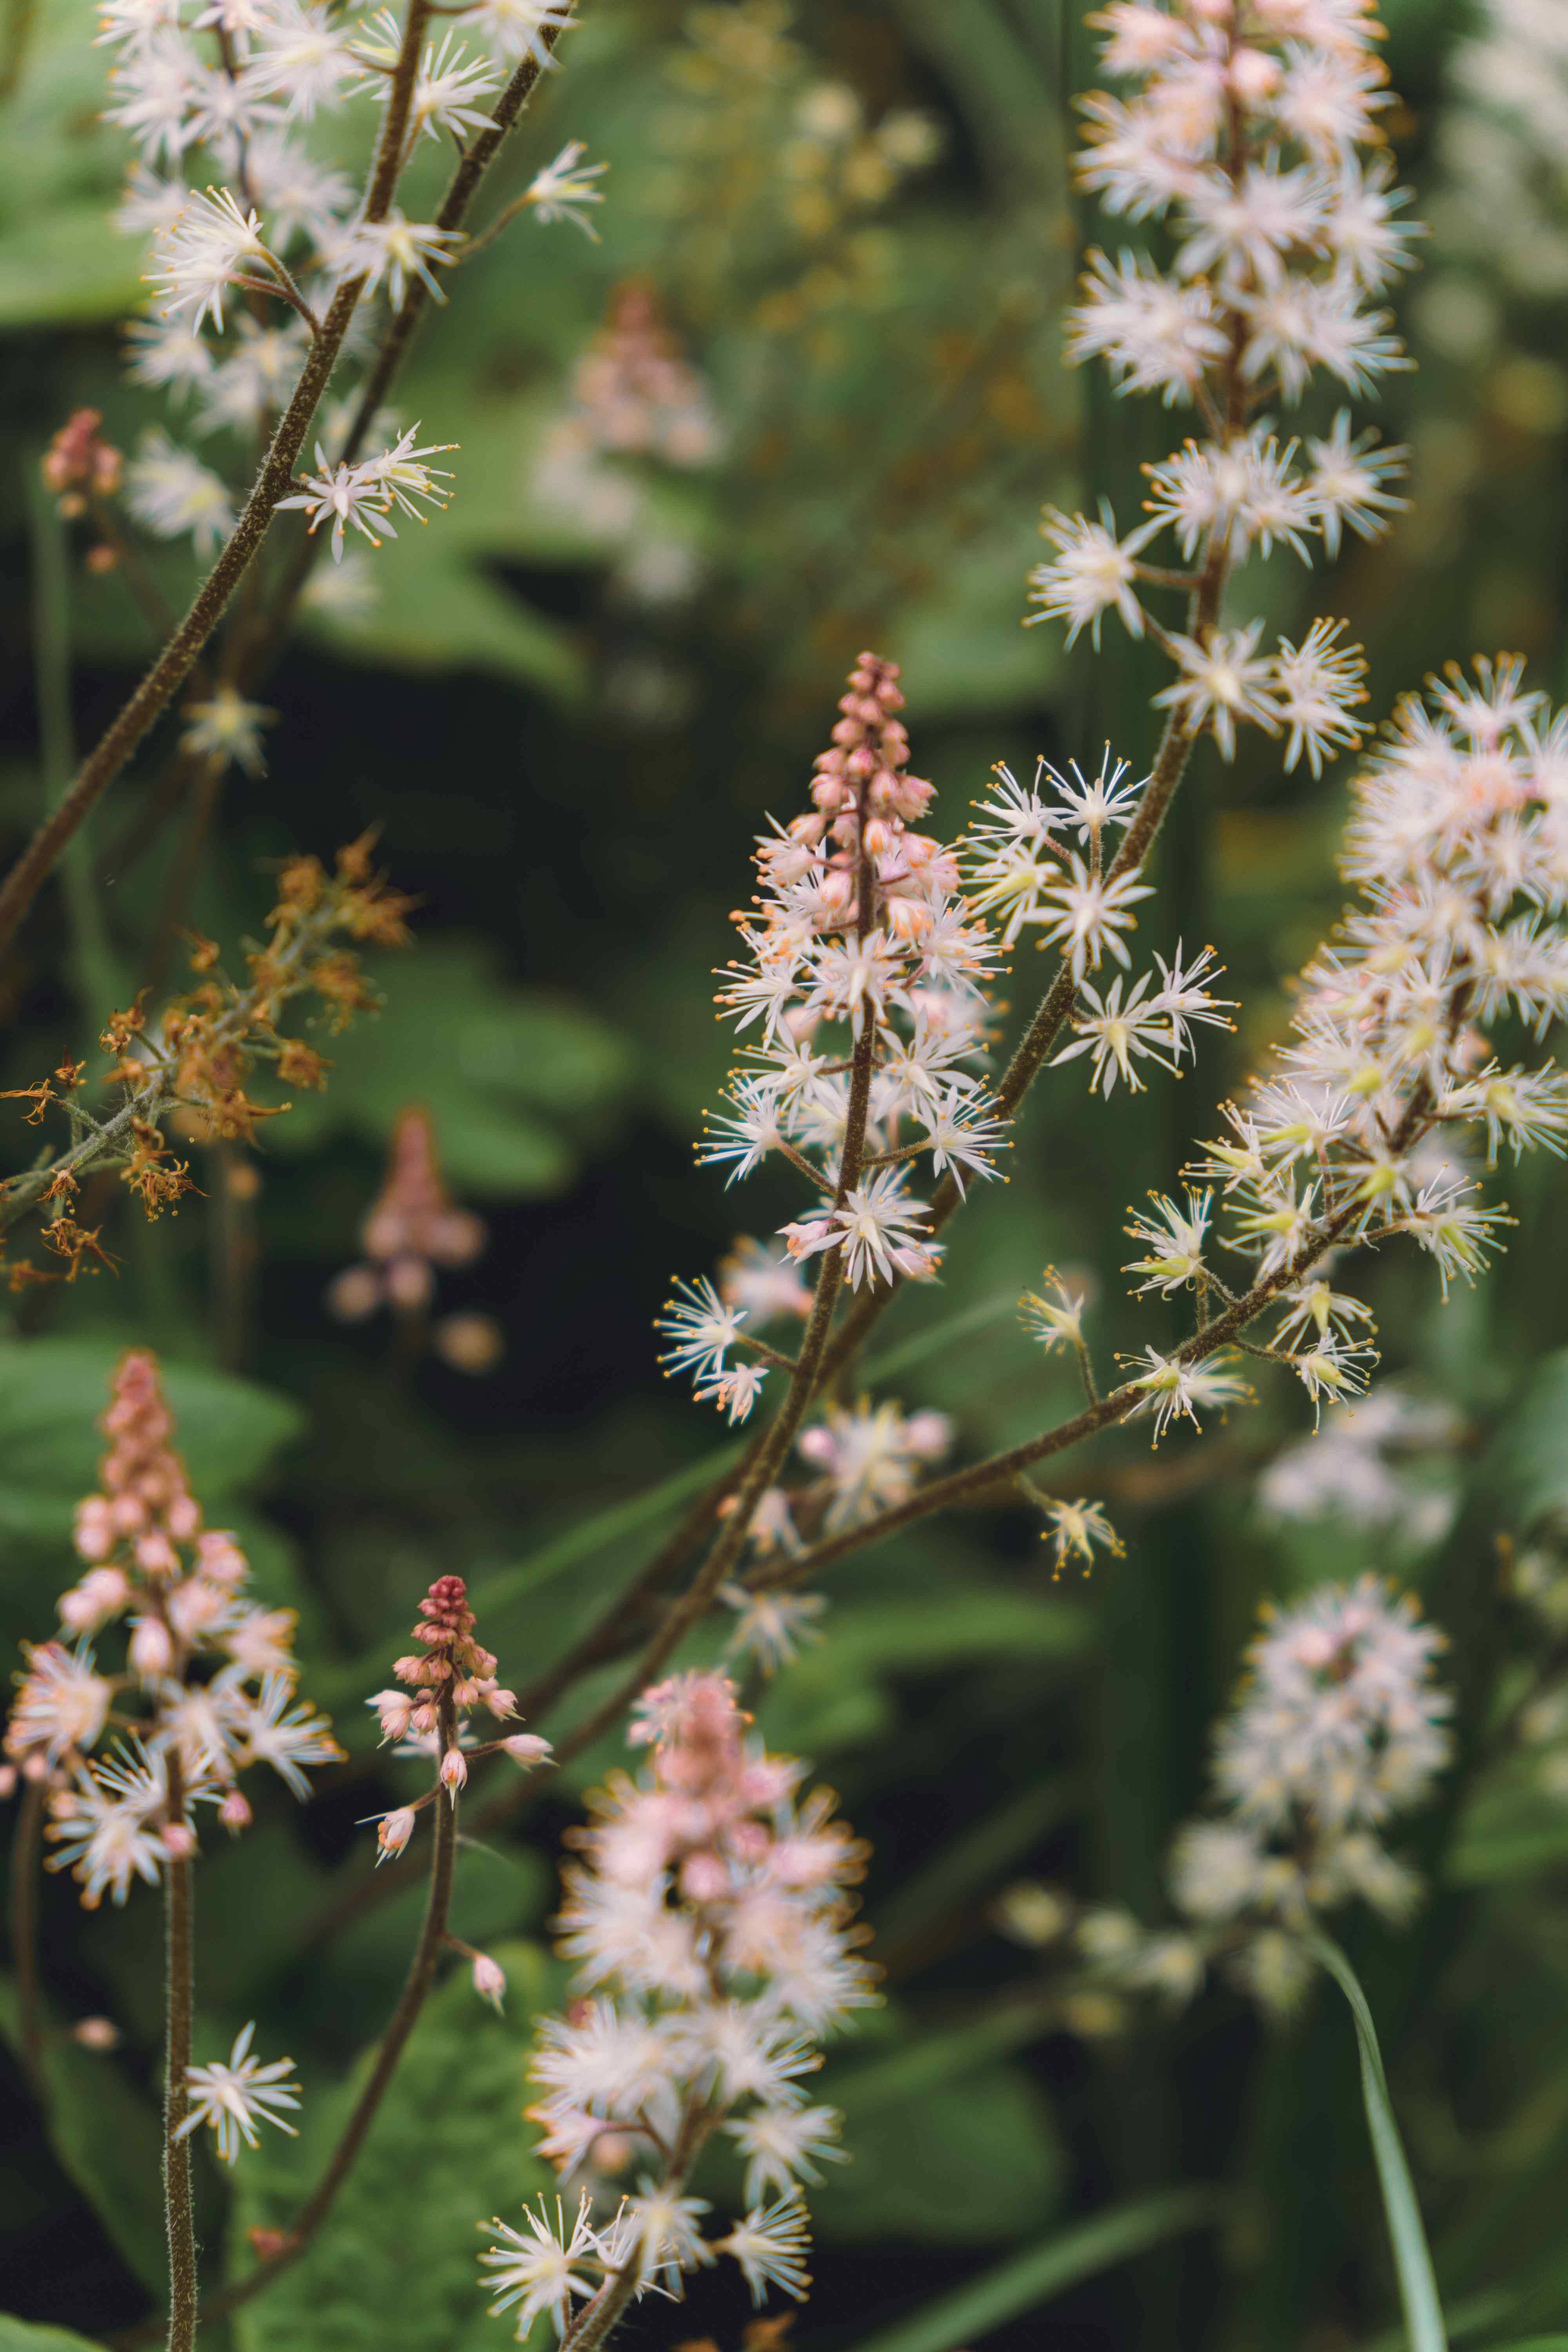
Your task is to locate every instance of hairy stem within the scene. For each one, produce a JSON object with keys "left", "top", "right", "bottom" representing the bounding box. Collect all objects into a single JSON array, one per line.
[
  {"left": 0, "top": 0, "right": 433, "bottom": 959},
  {"left": 115, "top": 1697, "right": 459, "bottom": 2350},
  {"left": 162, "top": 1762, "right": 197, "bottom": 2352}
]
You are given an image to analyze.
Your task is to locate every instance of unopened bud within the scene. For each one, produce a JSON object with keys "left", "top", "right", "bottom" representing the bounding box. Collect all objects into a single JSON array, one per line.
[
  {"left": 376, "top": 1806, "right": 417, "bottom": 1862},
  {"left": 218, "top": 1789, "right": 253, "bottom": 1834},
  {"left": 502, "top": 1733, "right": 552, "bottom": 1770},
  {"left": 128, "top": 1617, "right": 174, "bottom": 1677},
  {"left": 161, "top": 1821, "right": 198, "bottom": 1859},
  {"left": 471, "top": 1953, "right": 506, "bottom": 2011},
  {"left": 439, "top": 1745, "right": 468, "bottom": 1797},
  {"left": 72, "top": 2016, "right": 121, "bottom": 2050}
]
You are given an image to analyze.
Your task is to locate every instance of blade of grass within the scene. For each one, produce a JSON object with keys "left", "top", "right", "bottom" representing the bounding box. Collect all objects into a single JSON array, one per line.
[
  {"left": 1307, "top": 1929, "right": 1448, "bottom": 2352},
  {"left": 837, "top": 2187, "right": 1220, "bottom": 2352}
]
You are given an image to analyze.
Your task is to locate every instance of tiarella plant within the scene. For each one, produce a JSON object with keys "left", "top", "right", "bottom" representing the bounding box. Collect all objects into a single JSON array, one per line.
[{"left": 5, "top": 1, "right": 1568, "bottom": 2350}]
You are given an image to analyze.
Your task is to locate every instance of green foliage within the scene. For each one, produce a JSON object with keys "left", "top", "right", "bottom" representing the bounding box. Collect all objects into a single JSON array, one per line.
[
  {"left": 268, "top": 939, "right": 633, "bottom": 1197},
  {"left": 838, "top": 2190, "right": 1221, "bottom": 2352},
  {"left": 0, "top": 1975, "right": 167, "bottom": 2292},
  {"left": 0, "top": 2319, "right": 107, "bottom": 2352},
  {"left": 0, "top": 1339, "right": 300, "bottom": 1549},
  {"left": 230, "top": 1943, "right": 557, "bottom": 2352}
]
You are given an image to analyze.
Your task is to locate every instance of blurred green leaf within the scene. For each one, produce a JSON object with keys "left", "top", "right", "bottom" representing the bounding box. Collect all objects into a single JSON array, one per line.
[
  {"left": 1483, "top": 1350, "right": 1568, "bottom": 1530},
  {"left": 0, "top": 1976, "right": 167, "bottom": 2293},
  {"left": 1308, "top": 1932, "right": 1448, "bottom": 2352},
  {"left": 1448, "top": 1762, "right": 1568, "bottom": 1886},
  {"left": 819, "top": 2058, "right": 1065, "bottom": 2245},
  {"left": 838, "top": 2187, "right": 1221, "bottom": 2352},
  {"left": 0, "top": 2319, "right": 109, "bottom": 2352},
  {"left": 231, "top": 1942, "right": 555, "bottom": 2352},
  {"left": 266, "top": 939, "right": 632, "bottom": 1197},
  {"left": 0, "top": 1341, "right": 301, "bottom": 1548}
]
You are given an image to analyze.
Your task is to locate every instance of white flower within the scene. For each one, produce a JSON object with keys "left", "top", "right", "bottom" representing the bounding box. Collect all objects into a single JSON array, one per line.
[
  {"left": 1067, "top": 246, "right": 1229, "bottom": 403},
  {"left": 1123, "top": 1189, "right": 1211, "bottom": 1295},
  {"left": 245, "top": 0, "right": 361, "bottom": 119},
  {"left": 1026, "top": 503, "right": 1157, "bottom": 646},
  {"left": 1038, "top": 1497, "right": 1124, "bottom": 1570},
  {"left": 1018, "top": 1270, "right": 1087, "bottom": 1354},
  {"left": 407, "top": 29, "right": 504, "bottom": 142},
  {"left": 1033, "top": 856, "right": 1156, "bottom": 981},
  {"left": 725, "top": 2103, "right": 846, "bottom": 2205},
  {"left": 230, "top": 1672, "right": 342, "bottom": 1797},
  {"left": 341, "top": 211, "right": 461, "bottom": 307},
  {"left": 459, "top": 0, "right": 573, "bottom": 68},
  {"left": 782, "top": 1167, "right": 931, "bottom": 1290},
  {"left": 721, "top": 1586, "right": 825, "bottom": 1675},
  {"left": 178, "top": 2023, "right": 300, "bottom": 2162},
  {"left": 718, "top": 2192, "right": 813, "bottom": 2307},
  {"left": 1272, "top": 618, "right": 1368, "bottom": 776},
  {"left": 6, "top": 1642, "right": 113, "bottom": 1764},
  {"left": 655, "top": 1275, "right": 748, "bottom": 1383},
  {"left": 179, "top": 684, "right": 276, "bottom": 777},
  {"left": 1122, "top": 1346, "right": 1251, "bottom": 1443},
  {"left": 1154, "top": 622, "right": 1283, "bottom": 760},
  {"left": 479, "top": 2194, "right": 604, "bottom": 2339},
  {"left": 522, "top": 140, "right": 608, "bottom": 238},
  {"left": 126, "top": 429, "right": 235, "bottom": 555},
  {"left": 149, "top": 185, "right": 276, "bottom": 335},
  {"left": 276, "top": 432, "right": 454, "bottom": 561}
]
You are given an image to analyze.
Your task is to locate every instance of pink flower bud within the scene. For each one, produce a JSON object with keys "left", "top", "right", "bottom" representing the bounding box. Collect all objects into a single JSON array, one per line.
[
  {"left": 128, "top": 1617, "right": 174, "bottom": 1678},
  {"left": 0, "top": 1764, "right": 16, "bottom": 1800},
  {"left": 502, "top": 1733, "right": 553, "bottom": 1769},
  {"left": 161, "top": 1821, "right": 198, "bottom": 1859},
  {"left": 439, "top": 1745, "right": 468, "bottom": 1797},
  {"left": 386, "top": 1255, "right": 435, "bottom": 1312},
  {"left": 376, "top": 1806, "right": 417, "bottom": 1862},
  {"left": 471, "top": 1953, "right": 506, "bottom": 2010},
  {"left": 219, "top": 1790, "right": 253, "bottom": 1834},
  {"left": 72, "top": 2016, "right": 120, "bottom": 2050},
  {"left": 326, "top": 1265, "right": 382, "bottom": 1322}
]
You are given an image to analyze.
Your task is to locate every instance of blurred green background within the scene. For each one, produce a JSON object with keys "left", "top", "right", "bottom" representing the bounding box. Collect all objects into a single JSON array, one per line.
[{"left": 5, "top": 0, "right": 1568, "bottom": 2346}]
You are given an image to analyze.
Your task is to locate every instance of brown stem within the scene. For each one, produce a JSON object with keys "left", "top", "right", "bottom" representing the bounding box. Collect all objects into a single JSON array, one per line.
[
  {"left": 558, "top": 2097, "right": 717, "bottom": 2352},
  {"left": 9, "top": 1777, "right": 48, "bottom": 2111},
  {"left": 162, "top": 1760, "right": 197, "bottom": 2352},
  {"left": 231, "top": 20, "right": 570, "bottom": 681},
  {"left": 113, "top": 1695, "right": 460, "bottom": 2351},
  {"left": 0, "top": 0, "right": 433, "bottom": 960}
]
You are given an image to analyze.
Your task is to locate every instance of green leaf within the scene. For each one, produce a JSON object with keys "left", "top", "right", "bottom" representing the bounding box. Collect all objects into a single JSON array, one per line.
[
  {"left": 837, "top": 2188, "right": 1221, "bottom": 2352},
  {"left": 1448, "top": 1765, "right": 1568, "bottom": 1886},
  {"left": 818, "top": 2059, "right": 1065, "bottom": 2245},
  {"left": 0, "top": 2319, "right": 109, "bottom": 2352},
  {"left": 0, "top": 1975, "right": 167, "bottom": 2293},
  {"left": 1307, "top": 1931, "right": 1448, "bottom": 2352},
  {"left": 1481, "top": 1349, "right": 1568, "bottom": 1531},
  {"left": 231, "top": 1942, "right": 557, "bottom": 2352},
  {"left": 1481, "top": 2339, "right": 1568, "bottom": 2349},
  {"left": 265, "top": 939, "right": 632, "bottom": 1197},
  {"left": 0, "top": 1340, "right": 301, "bottom": 1549}
]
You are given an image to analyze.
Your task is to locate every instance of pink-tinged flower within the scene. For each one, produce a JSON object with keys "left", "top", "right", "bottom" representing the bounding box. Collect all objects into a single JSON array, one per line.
[
  {"left": 472, "top": 1953, "right": 507, "bottom": 2011},
  {"left": 374, "top": 1806, "right": 417, "bottom": 1863}
]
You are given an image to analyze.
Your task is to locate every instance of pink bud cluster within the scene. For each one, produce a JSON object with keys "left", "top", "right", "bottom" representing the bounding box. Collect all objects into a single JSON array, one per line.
[
  {"left": 368, "top": 1576, "right": 550, "bottom": 1861},
  {"left": 327, "top": 1104, "right": 487, "bottom": 1322},
  {"left": 520, "top": 1673, "right": 873, "bottom": 2303},
  {"left": 4, "top": 1352, "right": 339, "bottom": 1906},
  {"left": 776, "top": 652, "right": 944, "bottom": 941}
]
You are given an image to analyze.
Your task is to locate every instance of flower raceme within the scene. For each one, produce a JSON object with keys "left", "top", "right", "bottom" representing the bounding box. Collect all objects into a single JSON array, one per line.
[
  {"left": 91, "top": 0, "right": 592, "bottom": 571},
  {"left": 1028, "top": 0, "right": 1418, "bottom": 776},
  {"left": 2, "top": 1352, "right": 341, "bottom": 1907},
  {"left": 481, "top": 1671, "right": 871, "bottom": 2342},
  {"left": 365, "top": 1574, "right": 551, "bottom": 1866}
]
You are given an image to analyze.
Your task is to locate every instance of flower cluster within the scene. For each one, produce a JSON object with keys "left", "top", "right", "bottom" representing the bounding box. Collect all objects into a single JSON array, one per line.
[
  {"left": 964, "top": 752, "right": 1237, "bottom": 1096},
  {"left": 94, "top": 0, "right": 581, "bottom": 574},
  {"left": 486, "top": 1671, "right": 873, "bottom": 2340},
  {"left": 0, "top": 833, "right": 413, "bottom": 1282},
  {"left": 999, "top": 1577, "right": 1452, "bottom": 2020},
  {"left": 2, "top": 1352, "right": 341, "bottom": 1907},
  {"left": 532, "top": 278, "right": 723, "bottom": 548},
  {"left": 1028, "top": 0, "right": 1417, "bottom": 775},
  {"left": 326, "top": 1104, "right": 501, "bottom": 1370},
  {"left": 367, "top": 1574, "right": 550, "bottom": 1869},
  {"left": 1258, "top": 1383, "right": 1462, "bottom": 1541},
  {"left": 657, "top": 652, "right": 1005, "bottom": 1428},
  {"left": 1084, "top": 659, "right": 1568, "bottom": 1431}
]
